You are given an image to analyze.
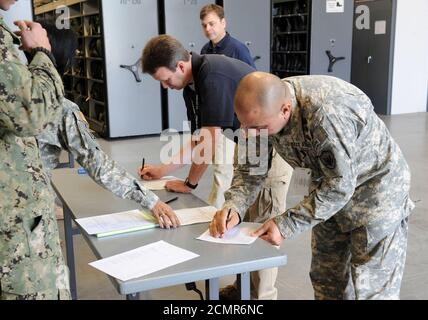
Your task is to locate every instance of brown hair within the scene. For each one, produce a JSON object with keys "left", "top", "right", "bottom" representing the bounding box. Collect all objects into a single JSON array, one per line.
[
  {"left": 200, "top": 4, "right": 225, "bottom": 20},
  {"left": 141, "top": 35, "right": 190, "bottom": 75}
]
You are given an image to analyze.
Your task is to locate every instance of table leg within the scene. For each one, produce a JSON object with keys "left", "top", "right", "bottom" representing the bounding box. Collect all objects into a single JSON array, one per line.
[
  {"left": 126, "top": 293, "right": 140, "bottom": 300},
  {"left": 237, "top": 272, "right": 251, "bottom": 300},
  {"left": 63, "top": 205, "right": 77, "bottom": 300},
  {"left": 56, "top": 153, "right": 75, "bottom": 169},
  {"left": 67, "top": 153, "right": 75, "bottom": 168},
  {"left": 205, "top": 278, "right": 220, "bottom": 300}
]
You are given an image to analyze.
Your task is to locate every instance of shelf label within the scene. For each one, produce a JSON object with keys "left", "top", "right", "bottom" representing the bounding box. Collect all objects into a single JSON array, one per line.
[
  {"left": 326, "top": 0, "right": 344, "bottom": 13},
  {"left": 183, "top": 0, "right": 198, "bottom": 5},
  {"left": 120, "top": 0, "right": 142, "bottom": 5},
  {"left": 374, "top": 20, "right": 387, "bottom": 35}
]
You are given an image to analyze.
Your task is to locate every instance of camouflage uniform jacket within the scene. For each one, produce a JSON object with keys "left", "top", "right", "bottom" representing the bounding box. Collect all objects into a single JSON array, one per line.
[
  {"left": 223, "top": 75, "right": 415, "bottom": 238},
  {"left": 0, "top": 16, "right": 66, "bottom": 293},
  {"left": 37, "top": 99, "right": 159, "bottom": 210}
]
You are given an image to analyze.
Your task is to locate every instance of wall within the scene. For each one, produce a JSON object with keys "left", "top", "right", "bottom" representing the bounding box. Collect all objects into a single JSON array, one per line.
[
  {"left": 2, "top": 0, "right": 33, "bottom": 28},
  {"left": 1, "top": 0, "right": 33, "bottom": 63},
  {"left": 391, "top": 0, "right": 428, "bottom": 114}
]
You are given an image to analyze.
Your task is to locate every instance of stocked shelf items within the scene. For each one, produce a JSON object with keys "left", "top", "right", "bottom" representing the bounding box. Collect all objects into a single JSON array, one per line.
[
  {"left": 271, "top": 0, "right": 311, "bottom": 79},
  {"left": 33, "top": 0, "right": 107, "bottom": 136}
]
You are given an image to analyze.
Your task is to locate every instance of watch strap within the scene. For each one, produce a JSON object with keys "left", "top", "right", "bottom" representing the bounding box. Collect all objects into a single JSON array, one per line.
[
  {"left": 184, "top": 177, "right": 198, "bottom": 190},
  {"left": 31, "top": 47, "right": 57, "bottom": 67}
]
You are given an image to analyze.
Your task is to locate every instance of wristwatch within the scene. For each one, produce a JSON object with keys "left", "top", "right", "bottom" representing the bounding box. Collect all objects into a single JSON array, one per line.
[
  {"left": 184, "top": 177, "right": 198, "bottom": 190},
  {"left": 30, "top": 47, "right": 57, "bottom": 67}
]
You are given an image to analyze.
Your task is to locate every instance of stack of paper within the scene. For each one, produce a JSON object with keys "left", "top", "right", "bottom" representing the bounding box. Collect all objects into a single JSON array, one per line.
[
  {"left": 140, "top": 176, "right": 182, "bottom": 191},
  {"left": 76, "top": 209, "right": 157, "bottom": 238},
  {"left": 89, "top": 241, "right": 199, "bottom": 281},
  {"left": 76, "top": 206, "right": 217, "bottom": 238},
  {"left": 174, "top": 206, "right": 217, "bottom": 226}
]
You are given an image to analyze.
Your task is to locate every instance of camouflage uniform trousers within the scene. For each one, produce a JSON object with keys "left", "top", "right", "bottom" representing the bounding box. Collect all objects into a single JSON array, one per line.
[
  {"left": 310, "top": 216, "right": 409, "bottom": 300},
  {"left": 0, "top": 210, "right": 71, "bottom": 300}
]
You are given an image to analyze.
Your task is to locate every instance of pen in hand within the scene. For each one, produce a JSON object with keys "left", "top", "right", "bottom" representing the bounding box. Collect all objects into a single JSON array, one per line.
[
  {"left": 225, "top": 208, "right": 232, "bottom": 230},
  {"left": 141, "top": 157, "right": 145, "bottom": 178}
]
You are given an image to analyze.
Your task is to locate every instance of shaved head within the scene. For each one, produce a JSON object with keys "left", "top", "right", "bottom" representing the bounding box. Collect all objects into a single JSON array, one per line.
[
  {"left": 235, "top": 72, "right": 291, "bottom": 116},
  {"left": 235, "top": 72, "right": 293, "bottom": 136}
]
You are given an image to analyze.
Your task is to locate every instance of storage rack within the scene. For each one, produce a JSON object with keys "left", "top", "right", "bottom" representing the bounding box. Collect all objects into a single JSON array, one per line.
[
  {"left": 271, "top": 0, "right": 311, "bottom": 78},
  {"left": 33, "top": 0, "right": 108, "bottom": 136}
]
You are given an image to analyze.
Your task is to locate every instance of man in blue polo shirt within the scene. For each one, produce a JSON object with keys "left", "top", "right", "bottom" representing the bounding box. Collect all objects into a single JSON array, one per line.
[
  {"left": 200, "top": 4, "right": 255, "bottom": 69},
  {"left": 199, "top": 4, "right": 257, "bottom": 210},
  {"left": 139, "top": 34, "right": 254, "bottom": 202},
  {"left": 198, "top": 4, "right": 293, "bottom": 301}
]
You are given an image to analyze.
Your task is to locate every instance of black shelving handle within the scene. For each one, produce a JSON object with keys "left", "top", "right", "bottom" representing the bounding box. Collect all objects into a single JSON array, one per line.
[
  {"left": 326, "top": 50, "right": 345, "bottom": 73},
  {"left": 120, "top": 58, "right": 142, "bottom": 83},
  {"left": 253, "top": 55, "right": 261, "bottom": 63}
]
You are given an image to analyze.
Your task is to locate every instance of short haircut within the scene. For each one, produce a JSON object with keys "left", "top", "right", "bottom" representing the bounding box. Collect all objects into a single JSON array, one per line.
[
  {"left": 30, "top": 21, "right": 78, "bottom": 76},
  {"left": 200, "top": 4, "right": 225, "bottom": 20},
  {"left": 141, "top": 35, "right": 190, "bottom": 75}
]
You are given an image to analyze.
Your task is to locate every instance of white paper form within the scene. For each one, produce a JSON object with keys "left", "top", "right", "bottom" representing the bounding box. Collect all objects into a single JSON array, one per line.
[
  {"left": 76, "top": 206, "right": 217, "bottom": 238},
  {"left": 175, "top": 206, "right": 217, "bottom": 226},
  {"left": 140, "top": 176, "right": 182, "bottom": 191},
  {"left": 326, "top": 0, "right": 344, "bottom": 13},
  {"left": 197, "top": 224, "right": 260, "bottom": 245},
  {"left": 89, "top": 241, "right": 199, "bottom": 281},
  {"left": 76, "top": 209, "right": 157, "bottom": 237}
]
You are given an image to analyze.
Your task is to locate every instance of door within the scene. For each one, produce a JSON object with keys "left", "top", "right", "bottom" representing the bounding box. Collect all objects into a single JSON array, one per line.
[
  {"left": 164, "top": 0, "right": 213, "bottom": 132},
  {"left": 222, "top": 0, "right": 271, "bottom": 72},
  {"left": 310, "top": 0, "right": 354, "bottom": 81},
  {"left": 351, "top": 0, "right": 394, "bottom": 115},
  {"left": 102, "top": 0, "right": 162, "bottom": 137}
]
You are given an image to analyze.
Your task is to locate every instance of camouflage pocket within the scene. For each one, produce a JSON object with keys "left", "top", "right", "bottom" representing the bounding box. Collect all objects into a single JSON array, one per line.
[
  {"left": 26, "top": 214, "right": 60, "bottom": 260},
  {"left": 0, "top": 214, "right": 63, "bottom": 296},
  {"left": 0, "top": 254, "right": 62, "bottom": 296}
]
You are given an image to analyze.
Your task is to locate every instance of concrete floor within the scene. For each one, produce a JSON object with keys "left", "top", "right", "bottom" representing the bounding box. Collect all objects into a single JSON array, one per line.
[{"left": 57, "top": 112, "right": 428, "bottom": 300}]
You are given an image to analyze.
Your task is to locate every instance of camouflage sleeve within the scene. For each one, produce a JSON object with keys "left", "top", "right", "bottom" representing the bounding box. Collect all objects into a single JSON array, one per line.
[
  {"left": 59, "top": 103, "right": 159, "bottom": 210},
  {"left": 274, "top": 107, "right": 358, "bottom": 240},
  {"left": 222, "top": 137, "right": 272, "bottom": 221},
  {"left": 0, "top": 31, "right": 65, "bottom": 137}
]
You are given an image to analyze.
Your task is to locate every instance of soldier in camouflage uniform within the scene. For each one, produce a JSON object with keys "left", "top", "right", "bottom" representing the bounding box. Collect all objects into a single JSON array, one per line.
[
  {"left": 35, "top": 23, "right": 180, "bottom": 229},
  {"left": 37, "top": 99, "right": 180, "bottom": 228},
  {"left": 0, "top": 3, "right": 70, "bottom": 300},
  {"left": 199, "top": 4, "right": 293, "bottom": 300},
  {"left": 210, "top": 72, "right": 414, "bottom": 300}
]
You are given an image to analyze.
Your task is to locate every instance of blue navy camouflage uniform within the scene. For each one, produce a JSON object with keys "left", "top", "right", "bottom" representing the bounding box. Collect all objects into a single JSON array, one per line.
[{"left": 1, "top": 15, "right": 70, "bottom": 300}]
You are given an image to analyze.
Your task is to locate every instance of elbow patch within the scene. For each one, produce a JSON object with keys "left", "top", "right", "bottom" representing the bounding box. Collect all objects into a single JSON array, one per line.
[{"left": 319, "top": 150, "right": 336, "bottom": 170}]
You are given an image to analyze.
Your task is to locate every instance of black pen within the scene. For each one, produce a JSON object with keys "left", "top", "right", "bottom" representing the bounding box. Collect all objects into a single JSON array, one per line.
[
  {"left": 165, "top": 197, "right": 178, "bottom": 205},
  {"left": 226, "top": 208, "right": 232, "bottom": 229},
  {"left": 141, "top": 157, "right": 145, "bottom": 172}
]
